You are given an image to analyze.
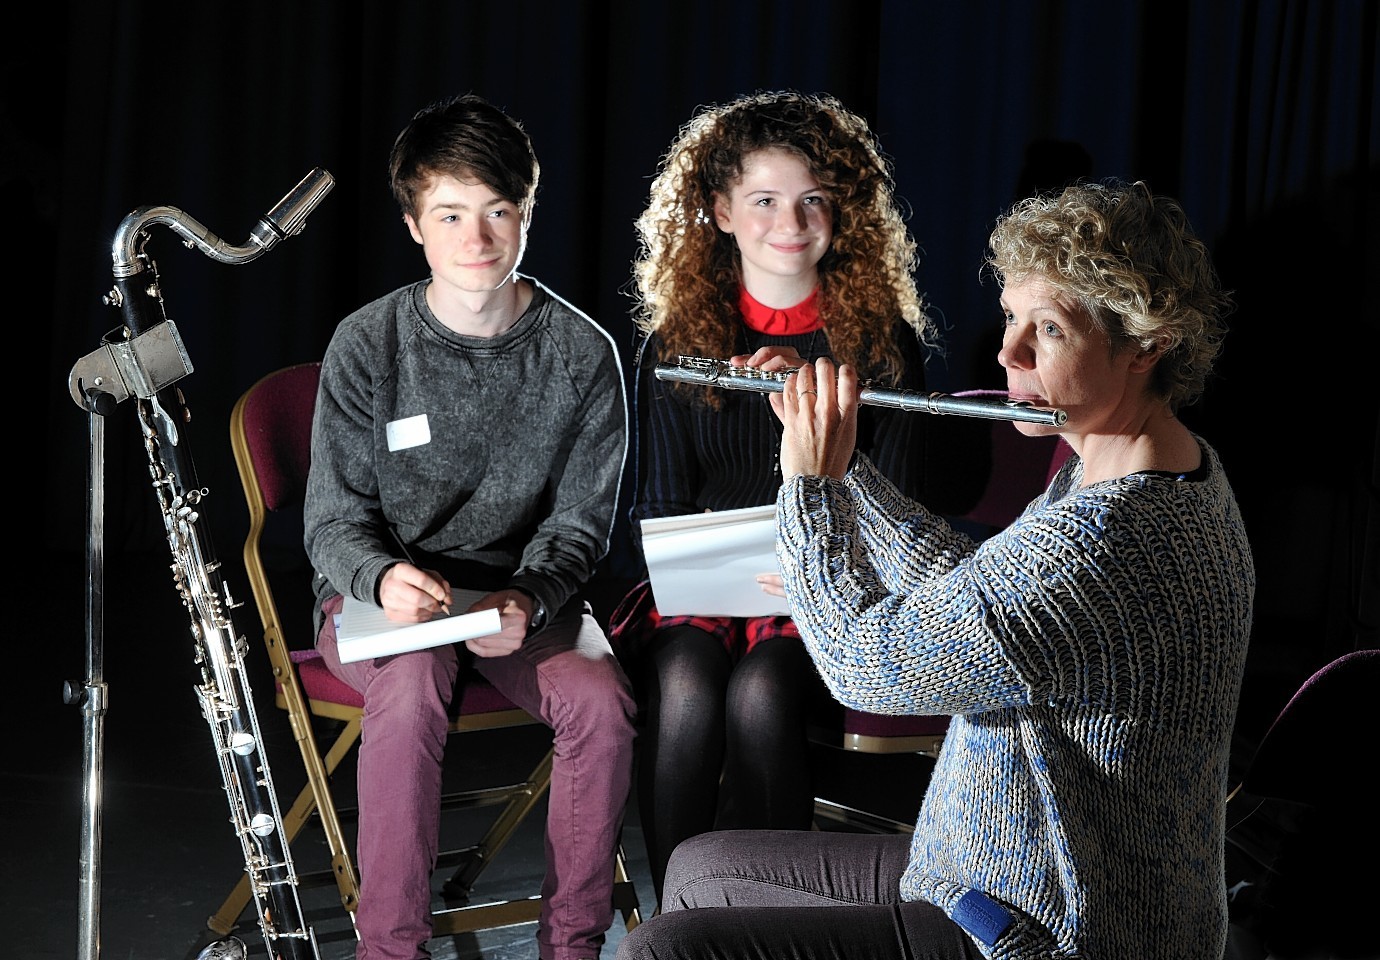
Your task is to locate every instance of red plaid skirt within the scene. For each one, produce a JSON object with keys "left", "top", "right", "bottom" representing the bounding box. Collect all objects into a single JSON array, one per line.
[{"left": 608, "top": 579, "right": 800, "bottom": 665}]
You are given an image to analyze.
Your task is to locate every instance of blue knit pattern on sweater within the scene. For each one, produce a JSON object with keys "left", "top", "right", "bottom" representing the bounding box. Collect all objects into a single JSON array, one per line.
[{"left": 776, "top": 441, "right": 1254, "bottom": 960}]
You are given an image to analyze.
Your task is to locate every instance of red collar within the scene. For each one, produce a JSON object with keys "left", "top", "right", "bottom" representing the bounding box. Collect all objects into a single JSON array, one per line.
[{"left": 738, "top": 286, "right": 823, "bottom": 335}]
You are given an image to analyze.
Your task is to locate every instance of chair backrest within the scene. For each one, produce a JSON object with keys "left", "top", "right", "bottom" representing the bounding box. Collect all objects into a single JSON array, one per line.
[
  {"left": 1238, "top": 648, "right": 1379, "bottom": 804},
  {"left": 962, "top": 420, "right": 1073, "bottom": 531},
  {"left": 228, "top": 362, "right": 322, "bottom": 701},
  {"left": 1222, "top": 648, "right": 1378, "bottom": 957},
  {"left": 235, "top": 362, "right": 320, "bottom": 514}
]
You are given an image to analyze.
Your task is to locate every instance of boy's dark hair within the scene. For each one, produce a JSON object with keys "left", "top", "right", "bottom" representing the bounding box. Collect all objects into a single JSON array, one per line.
[{"left": 388, "top": 93, "right": 540, "bottom": 220}]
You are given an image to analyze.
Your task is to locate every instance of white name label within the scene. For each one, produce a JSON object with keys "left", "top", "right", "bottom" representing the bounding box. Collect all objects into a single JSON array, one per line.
[{"left": 386, "top": 413, "right": 431, "bottom": 451}]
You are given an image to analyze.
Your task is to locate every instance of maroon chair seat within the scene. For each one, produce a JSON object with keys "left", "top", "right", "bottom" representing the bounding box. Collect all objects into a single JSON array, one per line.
[
  {"left": 289, "top": 648, "right": 528, "bottom": 718},
  {"left": 837, "top": 708, "right": 949, "bottom": 755}
]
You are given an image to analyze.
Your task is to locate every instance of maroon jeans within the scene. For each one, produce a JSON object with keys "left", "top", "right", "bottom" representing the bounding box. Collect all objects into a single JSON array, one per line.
[{"left": 318, "top": 594, "right": 637, "bottom": 960}]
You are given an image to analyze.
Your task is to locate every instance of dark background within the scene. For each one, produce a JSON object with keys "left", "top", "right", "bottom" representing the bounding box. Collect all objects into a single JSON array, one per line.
[{"left": 14, "top": 0, "right": 1377, "bottom": 813}]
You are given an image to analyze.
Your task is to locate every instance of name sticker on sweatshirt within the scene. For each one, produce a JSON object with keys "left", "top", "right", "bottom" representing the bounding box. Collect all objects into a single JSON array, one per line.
[{"left": 386, "top": 414, "right": 431, "bottom": 452}]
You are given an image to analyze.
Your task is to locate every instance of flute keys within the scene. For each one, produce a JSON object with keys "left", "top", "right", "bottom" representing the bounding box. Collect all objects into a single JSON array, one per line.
[{"left": 727, "top": 364, "right": 792, "bottom": 383}]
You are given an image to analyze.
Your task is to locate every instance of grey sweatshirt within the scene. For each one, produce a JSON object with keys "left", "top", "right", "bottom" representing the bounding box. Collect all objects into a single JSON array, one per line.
[{"left": 304, "top": 276, "right": 627, "bottom": 631}]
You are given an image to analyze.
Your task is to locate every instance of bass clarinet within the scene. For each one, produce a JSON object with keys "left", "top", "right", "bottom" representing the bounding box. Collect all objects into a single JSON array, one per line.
[
  {"left": 67, "top": 169, "right": 334, "bottom": 960},
  {"left": 655, "top": 356, "right": 1068, "bottom": 426}
]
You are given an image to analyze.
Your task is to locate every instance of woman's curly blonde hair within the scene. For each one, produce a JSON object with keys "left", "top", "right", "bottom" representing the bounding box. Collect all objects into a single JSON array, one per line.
[
  {"left": 630, "top": 90, "right": 936, "bottom": 394},
  {"left": 985, "top": 179, "right": 1234, "bottom": 412}
]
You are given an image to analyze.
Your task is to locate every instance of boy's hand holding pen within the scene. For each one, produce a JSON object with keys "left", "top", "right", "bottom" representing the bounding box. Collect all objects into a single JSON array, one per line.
[{"left": 382, "top": 527, "right": 452, "bottom": 620}]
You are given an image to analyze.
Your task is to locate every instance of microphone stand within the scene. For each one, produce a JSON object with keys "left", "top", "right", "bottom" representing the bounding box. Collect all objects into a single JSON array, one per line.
[{"left": 66, "top": 400, "right": 107, "bottom": 960}]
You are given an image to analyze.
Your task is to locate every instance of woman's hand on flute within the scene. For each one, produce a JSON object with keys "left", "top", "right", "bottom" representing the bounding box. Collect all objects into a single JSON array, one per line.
[{"left": 771, "top": 357, "right": 858, "bottom": 481}]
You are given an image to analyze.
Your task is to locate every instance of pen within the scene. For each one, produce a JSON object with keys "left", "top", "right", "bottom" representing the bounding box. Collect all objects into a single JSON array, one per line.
[{"left": 390, "top": 526, "right": 451, "bottom": 615}]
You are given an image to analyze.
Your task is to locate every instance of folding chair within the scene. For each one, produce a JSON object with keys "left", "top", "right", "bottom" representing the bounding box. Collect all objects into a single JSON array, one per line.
[
  {"left": 210, "top": 361, "right": 640, "bottom": 938},
  {"left": 1222, "top": 648, "right": 1379, "bottom": 958},
  {"left": 811, "top": 420, "right": 1073, "bottom": 834},
  {"left": 810, "top": 709, "right": 948, "bottom": 834}
]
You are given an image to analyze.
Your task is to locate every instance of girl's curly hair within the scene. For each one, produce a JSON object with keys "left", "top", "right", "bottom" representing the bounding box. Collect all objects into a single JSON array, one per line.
[
  {"left": 630, "top": 90, "right": 937, "bottom": 395},
  {"left": 985, "top": 179, "right": 1234, "bottom": 412}
]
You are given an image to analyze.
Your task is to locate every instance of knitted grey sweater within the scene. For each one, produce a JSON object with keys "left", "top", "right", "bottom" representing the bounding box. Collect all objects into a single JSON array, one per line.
[
  {"left": 776, "top": 441, "right": 1254, "bottom": 960},
  {"left": 305, "top": 277, "right": 627, "bottom": 628}
]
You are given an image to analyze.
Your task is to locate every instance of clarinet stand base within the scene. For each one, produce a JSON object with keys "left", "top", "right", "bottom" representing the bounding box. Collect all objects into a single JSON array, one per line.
[{"left": 196, "top": 937, "right": 247, "bottom": 960}]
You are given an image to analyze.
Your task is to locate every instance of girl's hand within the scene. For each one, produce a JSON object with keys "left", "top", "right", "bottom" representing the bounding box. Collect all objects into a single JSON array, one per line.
[
  {"left": 756, "top": 573, "right": 786, "bottom": 598},
  {"left": 730, "top": 346, "right": 806, "bottom": 374}
]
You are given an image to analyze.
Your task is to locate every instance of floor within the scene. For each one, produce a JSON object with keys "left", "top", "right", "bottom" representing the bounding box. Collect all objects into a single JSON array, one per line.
[{"left": 11, "top": 549, "right": 1369, "bottom": 960}]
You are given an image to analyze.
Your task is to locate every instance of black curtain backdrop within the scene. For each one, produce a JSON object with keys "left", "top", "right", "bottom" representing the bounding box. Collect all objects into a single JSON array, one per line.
[{"left": 18, "top": 0, "right": 1377, "bottom": 739}]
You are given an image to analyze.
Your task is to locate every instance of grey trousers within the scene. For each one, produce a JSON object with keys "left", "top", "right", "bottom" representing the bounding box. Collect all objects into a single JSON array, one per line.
[{"left": 613, "top": 830, "right": 984, "bottom": 960}]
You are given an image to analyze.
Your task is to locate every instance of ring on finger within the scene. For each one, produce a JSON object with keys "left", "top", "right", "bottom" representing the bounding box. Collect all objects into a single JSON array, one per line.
[{"left": 798, "top": 389, "right": 818, "bottom": 397}]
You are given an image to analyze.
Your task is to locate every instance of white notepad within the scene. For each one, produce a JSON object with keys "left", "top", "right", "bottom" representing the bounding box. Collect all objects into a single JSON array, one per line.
[
  {"left": 335, "top": 590, "right": 500, "bottom": 663},
  {"left": 640, "top": 505, "right": 790, "bottom": 618}
]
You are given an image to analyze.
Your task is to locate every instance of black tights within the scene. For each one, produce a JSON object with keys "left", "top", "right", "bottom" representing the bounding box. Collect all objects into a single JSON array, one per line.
[{"left": 636, "top": 625, "right": 824, "bottom": 905}]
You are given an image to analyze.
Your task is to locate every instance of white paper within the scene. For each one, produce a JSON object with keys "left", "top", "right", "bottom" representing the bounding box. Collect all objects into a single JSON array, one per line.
[
  {"left": 641, "top": 505, "right": 791, "bottom": 617},
  {"left": 335, "top": 590, "right": 500, "bottom": 663}
]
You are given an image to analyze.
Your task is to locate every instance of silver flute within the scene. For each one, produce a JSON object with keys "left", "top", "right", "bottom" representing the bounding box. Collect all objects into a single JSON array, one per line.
[{"left": 655, "top": 356, "right": 1068, "bottom": 426}]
